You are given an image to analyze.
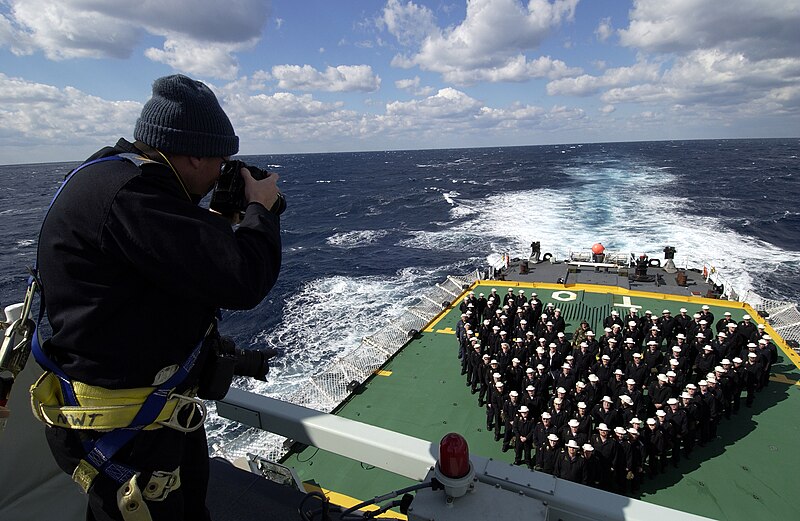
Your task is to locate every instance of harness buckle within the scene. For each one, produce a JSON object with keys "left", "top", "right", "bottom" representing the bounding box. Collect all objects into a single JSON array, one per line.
[
  {"left": 142, "top": 467, "right": 181, "bottom": 501},
  {"left": 157, "top": 393, "right": 205, "bottom": 433}
]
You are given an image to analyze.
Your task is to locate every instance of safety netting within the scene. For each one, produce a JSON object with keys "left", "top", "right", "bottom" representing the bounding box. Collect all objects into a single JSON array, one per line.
[{"left": 211, "top": 270, "right": 481, "bottom": 463}]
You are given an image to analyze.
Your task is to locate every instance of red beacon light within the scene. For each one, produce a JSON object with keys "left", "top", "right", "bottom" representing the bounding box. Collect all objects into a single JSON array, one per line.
[
  {"left": 591, "top": 243, "right": 605, "bottom": 255},
  {"left": 434, "top": 433, "right": 475, "bottom": 499}
]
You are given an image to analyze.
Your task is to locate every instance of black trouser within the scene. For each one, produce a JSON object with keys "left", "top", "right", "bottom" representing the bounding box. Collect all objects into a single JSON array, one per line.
[{"left": 46, "top": 424, "right": 211, "bottom": 521}]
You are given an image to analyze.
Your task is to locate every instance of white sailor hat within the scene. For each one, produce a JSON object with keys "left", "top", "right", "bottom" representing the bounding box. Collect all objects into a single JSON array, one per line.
[
  {"left": 547, "top": 433, "right": 559, "bottom": 441},
  {"left": 531, "top": 292, "right": 538, "bottom": 297},
  {"left": 557, "top": 332, "right": 565, "bottom": 337},
  {"left": 698, "top": 379, "right": 708, "bottom": 386},
  {"left": 686, "top": 383, "right": 697, "bottom": 390},
  {"left": 568, "top": 420, "right": 580, "bottom": 429},
  {"left": 541, "top": 313, "right": 548, "bottom": 319},
  {"left": 662, "top": 309, "right": 671, "bottom": 314},
  {"left": 699, "top": 320, "right": 708, "bottom": 325},
  {"left": 483, "top": 319, "right": 490, "bottom": 325},
  {"left": 512, "top": 357, "right": 520, "bottom": 363},
  {"left": 707, "top": 376, "right": 717, "bottom": 383},
  {"left": 525, "top": 367, "right": 534, "bottom": 373},
  {"left": 748, "top": 352, "right": 757, "bottom": 358},
  {"left": 666, "top": 370, "right": 677, "bottom": 377},
  {"left": 537, "top": 363, "right": 545, "bottom": 369},
  {"left": 554, "top": 397, "right": 563, "bottom": 405},
  {"left": 500, "top": 330, "right": 507, "bottom": 335},
  {"left": 482, "top": 354, "right": 490, "bottom": 359},
  {"left": 680, "top": 308, "right": 688, "bottom": 313},
  {"left": 672, "top": 346, "right": 681, "bottom": 352},
  {"left": 598, "top": 423, "right": 609, "bottom": 431},
  {"left": 467, "top": 303, "right": 474, "bottom": 308},
  {"left": 626, "top": 378, "right": 636, "bottom": 385},
  {"left": 586, "top": 330, "right": 595, "bottom": 336},
  {"left": 509, "top": 390, "right": 519, "bottom": 397},
  {"left": 628, "top": 321, "right": 637, "bottom": 327},
  {"left": 670, "top": 359, "right": 679, "bottom": 366},
  {"left": 526, "top": 385, "right": 535, "bottom": 391},
  {"left": 724, "top": 311, "right": 732, "bottom": 316},
  {"left": 562, "top": 363, "right": 571, "bottom": 369},
  {"left": 611, "top": 310, "right": 619, "bottom": 315},
  {"left": 742, "top": 314, "right": 751, "bottom": 320},
  {"left": 492, "top": 325, "right": 500, "bottom": 330},
  {"left": 479, "top": 292, "right": 484, "bottom": 297},
  {"left": 630, "top": 418, "right": 642, "bottom": 425},
  {"left": 614, "top": 426, "right": 627, "bottom": 435},
  {"left": 547, "top": 302, "right": 554, "bottom": 307},
  {"left": 507, "top": 288, "right": 514, "bottom": 292},
  {"left": 717, "top": 332, "right": 726, "bottom": 337},
  {"left": 633, "top": 352, "right": 642, "bottom": 358},
  {"left": 757, "top": 323, "right": 766, "bottom": 329},
  {"left": 580, "top": 341, "right": 588, "bottom": 348},
  {"left": 758, "top": 338, "right": 767, "bottom": 344},
  {"left": 727, "top": 321, "right": 737, "bottom": 327},
  {"left": 566, "top": 440, "right": 580, "bottom": 449},
  {"left": 578, "top": 401, "right": 588, "bottom": 409},
  {"left": 576, "top": 381, "right": 586, "bottom": 388},
  {"left": 492, "top": 372, "right": 500, "bottom": 379},
  {"left": 656, "top": 410, "right": 667, "bottom": 417},
  {"left": 557, "top": 386, "right": 567, "bottom": 394},
  {"left": 518, "top": 289, "right": 525, "bottom": 294},
  {"left": 460, "top": 313, "right": 467, "bottom": 318},
  {"left": 625, "top": 338, "right": 635, "bottom": 344},
  {"left": 680, "top": 393, "right": 691, "bottom": 399},
  {"left": 667, "top": 398, "right": 678, "bottom": 405},
  {"left": 602, "top": 395, "right": 613, "bottom": 403},
  {"left": 526, "top": 330, "right": 534, "bottom": 336},
  {"left": 646, "top": 418, "right": 657, "bottom": 425},
  {"left": 491, "top": 360, "right": 499, "bottom": 365},
  {"left": 647, "top": 340, "right": 658, "bottom": 346},
  {"left": 602, "top": 354, "right": 611, "bottom": 360},
  {"left": 496, "top": 381, "right": 504, "bottom": 387},
  {"left": 721, "top": 359, "right": 731, "bottom": 365},
  {"left": 583, "top": 443, "right": 594, "bottom": 451},
  {"left": 549, "top": 343, "right": 557, "bottom": 349},
  {"left": 542, "top": 412, "right": 552, "bottom": 419},
  {"left": 747, "top": 342, "right": 757, "bottom": 348},
  {"left": 628, "top": 428, "right": 639, "bottom": 436},
  {"left": 657, "top": 374, "right": 668, "bottom": 382},
  {"left": 608, "top": 338, "right": 617, "bottom": 343},
  {"left": 693, "top": 313, "right": 701, "bottom": 319},
  {"left": 519, "top": 405, "right": 529, "bottom": 413},
  {"left": 702, "top": 305, "right": 710, "bottom": 310},
  {"left": 645, "top": 310, "right": 652, "bottom": 315},
  {"left": 588, "top": 374, "right": 599, "bottom": 382},
  {"left": 620, "top": 395, "right": 633, "bottom": 404},
  {"left": 612, "top": 323, "right": 621, "bottom": 329},
  {"left": 604, "top": 327, "right": 612, "bottom": 333},
  {"left": 536, "top": 347, "right": 545, "bottom": 354},
  {"left": 733, "top": 357, "right": 743, "bottom": 364},
  {"left": 651, "top": 326, "right": 659, "bottom": 331},
  {"left": 676, "top": 333, "right": 686, "bottom": 339},
  {"left": 614, "top": 369, "right": 624, "bottom": 375}
]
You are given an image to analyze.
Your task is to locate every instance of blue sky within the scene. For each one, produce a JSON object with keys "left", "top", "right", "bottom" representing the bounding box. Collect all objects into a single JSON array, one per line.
[{"left": 0, "top": 0, "right": 798, "bottom": 164}]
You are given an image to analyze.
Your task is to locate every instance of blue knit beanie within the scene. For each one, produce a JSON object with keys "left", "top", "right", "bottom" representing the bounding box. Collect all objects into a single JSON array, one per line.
[{"left": 134, "top": 74, "right": 239, "bottom": 157}]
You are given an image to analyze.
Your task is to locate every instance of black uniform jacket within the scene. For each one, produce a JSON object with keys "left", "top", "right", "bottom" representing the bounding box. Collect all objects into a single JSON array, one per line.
[{"left": 37, "top": 139, "right": 282, "bottom": 389}]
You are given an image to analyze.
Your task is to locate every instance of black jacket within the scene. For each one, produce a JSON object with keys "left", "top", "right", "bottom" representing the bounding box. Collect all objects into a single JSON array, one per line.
[{"left": 38, "top": 139, "right": 282, "bottom": 389}]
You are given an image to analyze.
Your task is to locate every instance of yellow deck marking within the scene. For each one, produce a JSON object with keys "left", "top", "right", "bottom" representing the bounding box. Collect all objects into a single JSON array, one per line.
[
  {"left": 436, "top": 327, "right": 455, "bottom": 334},
  {"left": 303, "top": 483, "right": 407, "bottom": 519},
  {"left": 374, "top": 370, "right": 392, "bottom": 377},
  {"left": 769, "top": 374, "right": 800, "bottom": 388}
]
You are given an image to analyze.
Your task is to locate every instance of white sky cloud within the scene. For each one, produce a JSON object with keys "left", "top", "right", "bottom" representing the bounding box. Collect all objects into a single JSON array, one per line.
[
  {"left": 271, "top": 65, "right": 381, "bottom": 92},
  {"left": 383, "top": 0, "right": 579, "bottom": 84},
  {"left": 595, "top": 17, "right": 612, "bottom": 43},
  {"left": 0, "top": 0, "right": 269, "bottom": 77}
]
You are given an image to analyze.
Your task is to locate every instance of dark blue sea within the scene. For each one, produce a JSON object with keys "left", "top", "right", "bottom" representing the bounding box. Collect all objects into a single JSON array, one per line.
[{"left": 2, "top": 139, "right": 799, "bottom": 448}]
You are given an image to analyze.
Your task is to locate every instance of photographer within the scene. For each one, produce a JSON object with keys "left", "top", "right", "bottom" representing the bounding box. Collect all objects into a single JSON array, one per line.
[{"left": 34, "top": 75, "right": 282, "bottom": 520}]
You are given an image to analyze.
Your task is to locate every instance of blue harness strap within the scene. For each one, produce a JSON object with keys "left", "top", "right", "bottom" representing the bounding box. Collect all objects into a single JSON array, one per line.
[{"left": 29, "top": 154, "right": 207, "bottom": 488}]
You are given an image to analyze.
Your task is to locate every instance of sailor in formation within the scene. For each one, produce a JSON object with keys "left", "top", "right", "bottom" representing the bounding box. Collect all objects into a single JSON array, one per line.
[{"left": 457, "top": 294, "right": 777, "bottom": 493}]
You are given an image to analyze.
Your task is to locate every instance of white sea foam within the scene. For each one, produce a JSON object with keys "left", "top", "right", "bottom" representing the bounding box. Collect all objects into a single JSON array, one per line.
[
  {"left": 399, "top": 162, "right": 800, "bottom": 300},
  {"left": 326, "top": 229, "right": 389, "bottom": 247}
]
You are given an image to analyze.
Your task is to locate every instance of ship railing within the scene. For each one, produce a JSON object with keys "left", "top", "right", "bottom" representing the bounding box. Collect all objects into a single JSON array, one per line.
[
  {"left": 698, "top": 259, "right": 800, "bottom": 354},
  {"left": 568, "top": 250, "right": 629, "bottom": 266},
  {"left": 212, "top": 269, "right": 482, "bottom": 462}
]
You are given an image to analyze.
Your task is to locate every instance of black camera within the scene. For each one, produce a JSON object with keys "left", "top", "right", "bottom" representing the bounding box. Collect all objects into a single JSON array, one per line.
[
  {"left": 198, "top": 335, "right": 280, "bottom": 400},
  {"left": 210, "top": 160, "right": 286, "bottom": 216}
]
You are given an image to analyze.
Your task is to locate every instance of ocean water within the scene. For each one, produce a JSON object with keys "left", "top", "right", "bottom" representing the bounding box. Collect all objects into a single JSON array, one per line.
[{"left": 2, "top": 138, "right": 799, "bottom": 445}]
